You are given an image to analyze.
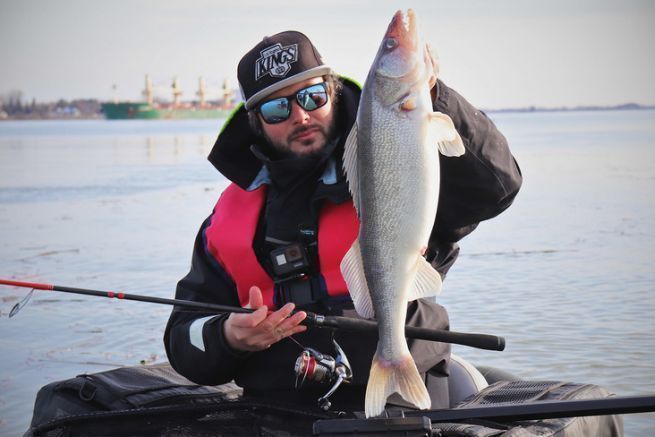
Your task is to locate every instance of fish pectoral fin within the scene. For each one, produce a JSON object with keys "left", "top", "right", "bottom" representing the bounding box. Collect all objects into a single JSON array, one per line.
[
  {"left": 428, "top": 112, "right": 466, "bottom": 157},
  {"left": 407, "top": 256, "right": 443, "bottom": 301},
  {"left": 343, "top": 122, "right": 361, "bottom": 215},
  {"left": 340, "top": 238, "right": 375, "bottom": 319}
]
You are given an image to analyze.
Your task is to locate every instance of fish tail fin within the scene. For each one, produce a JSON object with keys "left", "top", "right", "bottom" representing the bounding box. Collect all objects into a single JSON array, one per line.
[{"left": 365, "top": 352, "right": 431, "bottom": 418}]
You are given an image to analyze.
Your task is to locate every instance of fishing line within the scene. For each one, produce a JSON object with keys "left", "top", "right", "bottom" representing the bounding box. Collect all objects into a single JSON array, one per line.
[{"left": 287, "top": 334, "right": 306, "bottom": 351}]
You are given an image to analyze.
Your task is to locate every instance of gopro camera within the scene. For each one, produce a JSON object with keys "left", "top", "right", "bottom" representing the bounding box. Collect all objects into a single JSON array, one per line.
[{"left": 269, "top": 243, "right": 311, "bottom": 280}]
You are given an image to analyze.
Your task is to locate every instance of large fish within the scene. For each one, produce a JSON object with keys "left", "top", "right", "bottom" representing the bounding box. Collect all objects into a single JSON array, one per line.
[{"left": 341, "top": 9, "right": 465, "bottom": 417}]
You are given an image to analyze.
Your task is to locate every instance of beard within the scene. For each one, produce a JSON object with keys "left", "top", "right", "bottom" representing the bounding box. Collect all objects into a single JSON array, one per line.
[{"left": 264, "top": 110, "right": 338, "bottom": 159}]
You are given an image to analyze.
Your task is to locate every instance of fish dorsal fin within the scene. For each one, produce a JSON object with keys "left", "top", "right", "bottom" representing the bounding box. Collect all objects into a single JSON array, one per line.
[
  {"left": 428, "top": 112, "right": 466, "bottom": 157},
  {"left": 343, "top": 122, "right": 361, "bottom": 214},
  {"left": 340, "top": 238, "right": 375, "bottom": 318},
  {"left": 407, "top": 256, "right": 443, "bottom": 301}
]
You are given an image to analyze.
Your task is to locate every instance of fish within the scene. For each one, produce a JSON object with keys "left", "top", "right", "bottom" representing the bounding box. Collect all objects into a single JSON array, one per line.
[{"left": 340, "top": 9, "right": 466, "bottom": 418}]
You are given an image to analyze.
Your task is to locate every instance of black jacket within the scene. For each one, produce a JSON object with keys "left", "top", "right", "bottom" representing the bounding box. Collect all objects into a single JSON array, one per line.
[{"left": 164, "top": 78, "right": 522, "bottom": 404}]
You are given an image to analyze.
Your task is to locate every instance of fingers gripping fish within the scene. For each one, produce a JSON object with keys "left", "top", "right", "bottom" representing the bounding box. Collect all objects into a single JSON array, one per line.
[{"left": 340, "top": 9, "right": 466, "bottom": 418}]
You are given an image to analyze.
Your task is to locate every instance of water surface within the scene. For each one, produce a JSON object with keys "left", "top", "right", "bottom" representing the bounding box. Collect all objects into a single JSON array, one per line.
[{"left": 1, "top": 112, "right": 654, "bottom": 434}]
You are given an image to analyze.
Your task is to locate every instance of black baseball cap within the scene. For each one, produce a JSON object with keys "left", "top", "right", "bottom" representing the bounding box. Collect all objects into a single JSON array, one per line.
[{"left": 238, "top": 31, "right": 332, "bottom": 110}]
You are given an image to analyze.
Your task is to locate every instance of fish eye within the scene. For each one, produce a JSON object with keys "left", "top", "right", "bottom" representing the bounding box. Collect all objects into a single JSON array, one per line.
[{"left": 385, "top": 38, "right": 398, "bottom": 49}]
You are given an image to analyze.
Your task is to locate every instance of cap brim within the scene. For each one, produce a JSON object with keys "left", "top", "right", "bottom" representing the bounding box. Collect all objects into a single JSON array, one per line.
[{"left": 244, "top": 65, "right": 333, "bottom": 110}]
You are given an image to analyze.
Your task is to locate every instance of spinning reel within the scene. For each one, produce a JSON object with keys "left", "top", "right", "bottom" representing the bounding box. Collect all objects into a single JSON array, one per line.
[{"left": 294, "top": 339, "right": 353, "bottom": 411}]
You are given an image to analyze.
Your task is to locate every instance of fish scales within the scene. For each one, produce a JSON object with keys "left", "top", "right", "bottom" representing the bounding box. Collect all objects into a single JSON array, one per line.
[{"left": 341, "top": 9, "right": 465, "bottom": 417}]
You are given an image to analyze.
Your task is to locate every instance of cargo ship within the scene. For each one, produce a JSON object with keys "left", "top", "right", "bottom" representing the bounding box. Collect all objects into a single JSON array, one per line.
[{"left": 101, "top": 75, "right": 237, "bottom": 120}]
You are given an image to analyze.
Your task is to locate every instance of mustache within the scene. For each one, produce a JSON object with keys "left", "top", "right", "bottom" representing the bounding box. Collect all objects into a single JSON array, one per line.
[{"left": 288, "top": 125, "right": 324, "bottom": 141}]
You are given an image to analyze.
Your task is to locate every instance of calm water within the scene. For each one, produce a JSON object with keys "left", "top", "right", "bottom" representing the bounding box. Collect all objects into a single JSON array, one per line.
[{"left": 1, "top": 112, "right": 654, "bottom": 435}]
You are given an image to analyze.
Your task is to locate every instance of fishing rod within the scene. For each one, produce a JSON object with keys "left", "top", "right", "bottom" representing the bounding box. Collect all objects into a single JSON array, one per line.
[{"left": 1, "top": 278, "right": 505, "bottom": 351}]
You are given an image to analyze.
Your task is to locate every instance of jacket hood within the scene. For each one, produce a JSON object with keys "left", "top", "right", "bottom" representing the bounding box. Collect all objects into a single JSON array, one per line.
[{"left": 208, "top": 77, "right": 361, "bottom": 189}]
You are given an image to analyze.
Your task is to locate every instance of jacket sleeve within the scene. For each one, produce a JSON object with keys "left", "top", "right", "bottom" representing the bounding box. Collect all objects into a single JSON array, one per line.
[
  {"left": 163, "top": 217, "right": 251, "bottom": 385},
  {"left": 431, "top": 79, "right": 522, "bottom": 244}
]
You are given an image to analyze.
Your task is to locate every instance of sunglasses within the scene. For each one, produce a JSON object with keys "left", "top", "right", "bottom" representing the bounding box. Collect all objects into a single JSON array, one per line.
[{"left": 257, "top": 82, "right": 329, "bottom": 124}]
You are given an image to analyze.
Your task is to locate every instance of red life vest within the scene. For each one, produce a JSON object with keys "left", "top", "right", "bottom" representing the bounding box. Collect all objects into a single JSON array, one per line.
[{"left": 204, "top": 183, "right": 359, "bottom": 308}]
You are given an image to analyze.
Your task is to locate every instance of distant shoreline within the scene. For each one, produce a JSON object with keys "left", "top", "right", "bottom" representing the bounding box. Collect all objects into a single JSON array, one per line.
[
  {"left": 483, "top": 103, "right": 655, "bottom": 114},
  {"left": 1, "top": 102, "right": 654, "bottom": 121}
]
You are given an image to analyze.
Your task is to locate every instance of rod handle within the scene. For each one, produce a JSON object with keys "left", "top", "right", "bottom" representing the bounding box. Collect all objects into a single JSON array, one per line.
[{"left": 306, "top": 314, "right": 505, "bottom": 351}]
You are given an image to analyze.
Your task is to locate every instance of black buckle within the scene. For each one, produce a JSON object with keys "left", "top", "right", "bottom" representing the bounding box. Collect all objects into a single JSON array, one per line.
[{"left": 78, "top": 380, "right": 97, "bottom": 401}]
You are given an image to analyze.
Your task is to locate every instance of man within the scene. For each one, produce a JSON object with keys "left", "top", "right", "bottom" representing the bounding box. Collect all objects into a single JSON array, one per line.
[{"left": 164, "top": 30, "right": 522, "bottom": 412}]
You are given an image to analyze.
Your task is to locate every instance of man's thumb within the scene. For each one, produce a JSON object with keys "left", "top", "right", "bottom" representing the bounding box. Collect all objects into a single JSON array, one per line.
[{"left": 246, "top": 286, "right": 264, "bottom": 309}]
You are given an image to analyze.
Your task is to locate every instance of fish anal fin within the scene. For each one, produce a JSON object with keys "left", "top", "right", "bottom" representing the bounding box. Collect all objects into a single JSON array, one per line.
[
  {"left": 340, "top": 239, "right": 375, "bottom": 318},
  {"left": 365, "top": 353, "right": 431, "bottom": 418},
  {"left": 343, "top": 122, "right": 361, "bottom": 214},
  {"left": 407, "top": 256, "right": 443, "bottom": 301},
  {"left": 428, "top": 112, "right": 465, "bottom": 157}
]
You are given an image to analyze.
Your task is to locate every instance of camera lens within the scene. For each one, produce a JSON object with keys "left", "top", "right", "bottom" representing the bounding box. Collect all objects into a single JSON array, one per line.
[{"left": 285, "top": 246, "right": 302, "bottom": 261}]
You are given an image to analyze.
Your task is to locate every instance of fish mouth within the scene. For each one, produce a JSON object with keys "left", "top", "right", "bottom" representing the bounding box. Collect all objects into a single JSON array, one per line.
[
  {"left": 377, "top": 9, "right": 420, "bottom": 79},
  {"left": 387, "top": 10, "right": 417, "bottom": 53}
]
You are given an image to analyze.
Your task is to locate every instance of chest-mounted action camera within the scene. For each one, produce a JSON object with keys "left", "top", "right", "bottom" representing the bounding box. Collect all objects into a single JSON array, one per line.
[{"left": 269, "top": 242, "right": 312, "bottom": 281}]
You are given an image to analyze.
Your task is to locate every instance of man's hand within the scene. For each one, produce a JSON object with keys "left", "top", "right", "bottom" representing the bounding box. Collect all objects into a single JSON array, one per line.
[{"left": 224, "top": 286, "right": 307, "bottom": 351}]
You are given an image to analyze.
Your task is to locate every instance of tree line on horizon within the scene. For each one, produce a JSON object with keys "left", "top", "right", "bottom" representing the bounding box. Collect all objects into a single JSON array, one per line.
[{"left": 0, "top": 90, "right": 102, "bottom": 119}]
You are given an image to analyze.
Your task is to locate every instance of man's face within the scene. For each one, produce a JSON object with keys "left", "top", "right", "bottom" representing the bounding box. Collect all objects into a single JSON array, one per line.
[{"left": 258, "top": 77, "right": 336, "bottom": 158}]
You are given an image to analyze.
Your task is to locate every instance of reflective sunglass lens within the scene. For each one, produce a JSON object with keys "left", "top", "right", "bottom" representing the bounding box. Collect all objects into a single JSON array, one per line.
[
  {"left": 260, "top": 99, "right": 290, "bottom": 124},
  {"left": 297, "top": 84, "right": 327, "bottom": 111}
]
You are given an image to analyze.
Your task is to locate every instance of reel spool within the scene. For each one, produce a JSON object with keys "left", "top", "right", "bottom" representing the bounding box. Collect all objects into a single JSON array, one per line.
[{"left": 294, "top": 339, "right": 353, "bottom": 411}]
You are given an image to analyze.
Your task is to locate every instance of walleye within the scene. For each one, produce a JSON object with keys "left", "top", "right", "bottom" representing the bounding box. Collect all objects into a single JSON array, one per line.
[{"left": 340, "top": 9, "right": 465, "bottom": 417}]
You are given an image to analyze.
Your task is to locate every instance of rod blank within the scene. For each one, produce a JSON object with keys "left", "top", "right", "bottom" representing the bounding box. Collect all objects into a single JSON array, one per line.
[{"left": 1, "top": 278, "right": 505, "bottom": 351}]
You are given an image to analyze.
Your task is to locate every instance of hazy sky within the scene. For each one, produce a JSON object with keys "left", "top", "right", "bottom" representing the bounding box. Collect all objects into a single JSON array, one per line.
[{"left": 1, "top": 0, "right": 654, "bottom": 108}]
